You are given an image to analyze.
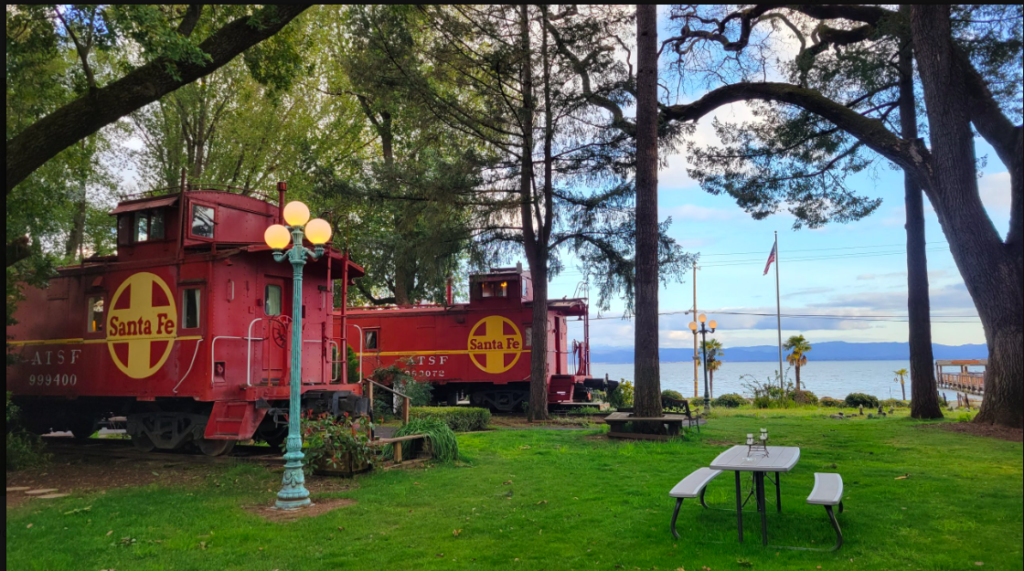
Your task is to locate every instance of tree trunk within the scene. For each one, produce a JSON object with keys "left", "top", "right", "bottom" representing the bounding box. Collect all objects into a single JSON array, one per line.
[
  {"left": 911, "top": 6, "right": 1023, "bottom": 428},
  {"left": 709, "top": 370, "right": 714, "bottom": 400},
  {"left": 519, "top": 4, "right": 549, "bottom": 422},
  {"left": 529, "top": 255, "right": 550, "bottom": 421},
  {"left": 898, "top": 26, "right": 943, "bottom": 420},
  {"left": 632, "top": 4, "right": 662, "bottom": 420},
  {"left": 64, "top": 178, "right": 87, "bottom": 261},
  {"left": 795, "top": 365, "right": 801, "bottom": 392},
  {"left": 901, "top": 382, "right": 906, "bottom": 402}
]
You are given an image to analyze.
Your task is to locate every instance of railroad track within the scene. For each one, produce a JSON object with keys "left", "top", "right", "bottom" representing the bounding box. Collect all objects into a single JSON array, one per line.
[{"left": 41, "top": 436, "right": 285, "bottom": 466}]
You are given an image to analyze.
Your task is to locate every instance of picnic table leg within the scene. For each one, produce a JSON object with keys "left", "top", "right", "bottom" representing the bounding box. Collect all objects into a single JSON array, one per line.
[
  {"left": 756, "top": 472, "right": 768, "bottom": 546},
  {"left": 776, "top": 472, "right": 781, "bottom": 513},
  {"left": 735, "top": 471, "right": 743, "bottom": 543}
]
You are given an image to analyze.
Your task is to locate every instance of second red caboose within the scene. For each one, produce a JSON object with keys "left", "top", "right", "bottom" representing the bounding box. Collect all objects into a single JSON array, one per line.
[{"left": 337, "top": 266, "right": 616, "bottom": 411}]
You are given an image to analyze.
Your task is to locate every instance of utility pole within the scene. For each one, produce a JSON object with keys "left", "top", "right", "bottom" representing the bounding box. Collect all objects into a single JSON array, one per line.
[{"left": 693, "top": 265, "right": 699, "bottom": 399}]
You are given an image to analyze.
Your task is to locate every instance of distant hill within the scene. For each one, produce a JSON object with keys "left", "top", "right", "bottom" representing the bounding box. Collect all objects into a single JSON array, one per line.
[{"left": 591, "top": 341, "right": 988, "bottom": 364}]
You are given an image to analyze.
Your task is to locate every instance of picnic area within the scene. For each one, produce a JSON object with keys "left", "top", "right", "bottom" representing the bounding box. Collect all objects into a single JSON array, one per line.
[{"left": 7, "top": 408, "right": 1022, "bottom": 571}]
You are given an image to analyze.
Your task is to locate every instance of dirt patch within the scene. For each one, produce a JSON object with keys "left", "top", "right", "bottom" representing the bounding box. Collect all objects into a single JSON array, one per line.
[
  {"left": 928, "top": 422, "right": 1023, "bottom": 442},
  {"left": 6, "top": 454, "right": 219, "bottom": 510},
  {"left": 243, "top": 497, "right": 357, "bottom": 522}
]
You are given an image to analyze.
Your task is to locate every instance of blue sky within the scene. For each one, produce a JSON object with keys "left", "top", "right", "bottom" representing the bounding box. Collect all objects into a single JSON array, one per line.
[
  {"left": 540, "top": 13, "right": 1012, "bottom": 351},
  {"left": 546, "top": 101, "right": 1009, "bottom": 350}
]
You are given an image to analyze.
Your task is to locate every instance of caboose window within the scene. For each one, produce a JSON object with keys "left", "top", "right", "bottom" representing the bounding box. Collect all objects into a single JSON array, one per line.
[
  {"left": 480, "top": 281, "right": 507, "bottom": 298},
  {"left": 365, "top": 329, "right": 379, "bottom": 350},
  {"left": 264, "top": 285, "right": 282, "bottom": 316},
  {"left": 86, "top": 296, "right": 105, "bottom": 333},
  {"left": 191, "top": 204, "right": 215, "bottom": 238},
  {"left": 132, "top": 210, "right": 165, "bottom": 242},
  {"left": 182, "top": 289, "right": 201, "bottom": 329}
]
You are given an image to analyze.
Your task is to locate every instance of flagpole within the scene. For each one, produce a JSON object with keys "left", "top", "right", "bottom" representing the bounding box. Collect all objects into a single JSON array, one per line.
[{"left": 775, "top": 230, "right": 784, "bottom": 389}]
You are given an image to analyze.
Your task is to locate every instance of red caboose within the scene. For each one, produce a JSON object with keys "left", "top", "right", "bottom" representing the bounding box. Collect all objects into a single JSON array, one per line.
[
  {"left": 338, "top": 266, "right": 616, "bottom": 411},
  {"left": 6, "top": 184, "right": 366, "bottom": 455}
]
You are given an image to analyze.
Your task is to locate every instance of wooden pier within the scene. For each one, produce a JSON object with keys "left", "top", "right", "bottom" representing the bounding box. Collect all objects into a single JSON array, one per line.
[{"left": 935, "top": 359, "right": 985, "bottom": 395}]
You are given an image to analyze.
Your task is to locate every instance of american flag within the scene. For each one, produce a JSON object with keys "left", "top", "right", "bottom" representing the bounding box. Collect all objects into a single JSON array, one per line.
[{"left": 763, "top": 242, "right": 777, "bottom": 275}]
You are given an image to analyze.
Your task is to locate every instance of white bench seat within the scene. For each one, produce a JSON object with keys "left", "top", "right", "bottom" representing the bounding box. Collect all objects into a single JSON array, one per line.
[
  {"left": 670, "top": 468, "right": 722, "bottom": 498},
  {"left": 807, "top": 473, "right": 844, "bottom": 506},
  {"left": 805, "top": 472, "right": 845, "bottom": 551},
  {"left": 669, "top": 468, "right": 721, "bottom": 539}
]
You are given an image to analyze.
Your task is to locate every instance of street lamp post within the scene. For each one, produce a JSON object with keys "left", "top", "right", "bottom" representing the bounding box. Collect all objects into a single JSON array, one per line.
[
  {"left": 688, "top": 314, "right": 717, "bottom": 413},
  {"left": 264, "top": 200, "right": 333, "bottom": 510}
]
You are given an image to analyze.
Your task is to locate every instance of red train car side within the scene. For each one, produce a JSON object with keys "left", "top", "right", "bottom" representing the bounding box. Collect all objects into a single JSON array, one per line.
[
  {"left": 337, "top": 267, "right": 616, "bottom": 411},
  {"left": 6, "top": 185, "right": 366, "bottom": 455}
]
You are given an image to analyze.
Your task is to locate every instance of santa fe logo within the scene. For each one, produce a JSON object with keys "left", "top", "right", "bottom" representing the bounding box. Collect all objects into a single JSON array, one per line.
[
  {"left": 106, "top": 272, "right": 177, "bottom": 379},
  {"left": 467, "top": 316, "right": 524, "bottom": 374}
]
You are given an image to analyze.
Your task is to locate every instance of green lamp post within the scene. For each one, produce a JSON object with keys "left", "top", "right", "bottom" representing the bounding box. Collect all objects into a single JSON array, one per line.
[{"left": 264, "top": 200, "right": 333, "bottom": 510}]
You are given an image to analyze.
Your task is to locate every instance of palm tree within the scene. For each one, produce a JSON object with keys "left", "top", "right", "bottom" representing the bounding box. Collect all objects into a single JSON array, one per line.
[
  {"left": 783, "top": 335, "right": 812, "bottom": 392},
  {"left": 894, "top": 368, "right": 908, "bottom": 401},
  {"left": 701, "top": 339, "right": 724, "bottom": 399}
]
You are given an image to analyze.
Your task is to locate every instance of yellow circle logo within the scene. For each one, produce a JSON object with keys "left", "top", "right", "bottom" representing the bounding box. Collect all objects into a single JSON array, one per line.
[
  {"left": 468, "top": 316, "right": 523, "bottom": 374},
  {"left": 106, "top": 272, "right": 177, "bottom": 379}
]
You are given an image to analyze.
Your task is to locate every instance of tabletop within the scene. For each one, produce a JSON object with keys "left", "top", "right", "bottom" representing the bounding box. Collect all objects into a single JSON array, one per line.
[{"left": 709, "top": 445, "right": 801, "bottom": 472}]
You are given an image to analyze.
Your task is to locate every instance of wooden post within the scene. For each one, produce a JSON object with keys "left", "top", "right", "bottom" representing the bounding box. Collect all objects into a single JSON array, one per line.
[
  {"left": 402, "top": 396, "right": 410, "bottom": 426},
  {"left": 394, "top": 441, "right": 403, "bottom": 463}
]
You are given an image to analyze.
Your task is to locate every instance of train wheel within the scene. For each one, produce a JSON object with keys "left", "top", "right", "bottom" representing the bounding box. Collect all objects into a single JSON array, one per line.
[
  {"left": 197, "top": 439, "right": 236, "bottom": 457},
  {"left": 69, "top": 418, "right": 98, "bottom": 441},
  {"left": 131, "top": 433, "right": 156, "bottom": 452}
]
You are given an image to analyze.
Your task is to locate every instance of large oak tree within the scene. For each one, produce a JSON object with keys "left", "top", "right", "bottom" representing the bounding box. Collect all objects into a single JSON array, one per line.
[{"left": 661, "top": 4, "right": 1021, "bottom": 427}]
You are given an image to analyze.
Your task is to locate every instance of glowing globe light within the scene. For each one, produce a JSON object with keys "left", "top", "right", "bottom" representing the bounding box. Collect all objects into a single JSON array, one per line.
[
  {"left": 698, "top": 313, "right": 707, "bottom": 323},
  {"left": 688, "top": 321, "right": 698, "bottom": 331},
  {"left": 304, "top": 218, "right": 332, "bottom": 245},
  {"left": 264, "top": 224, "right": 291, "bottom": 250},
  {"left": 709, "top": 320, "right": 717, "bottom": 329},
  {"left": 283, "top": 201, "right": 311, "bottom": 227}
]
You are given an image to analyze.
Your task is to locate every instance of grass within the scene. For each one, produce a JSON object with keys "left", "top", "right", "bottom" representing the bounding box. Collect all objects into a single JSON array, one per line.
[{"left": 6, "top": 408, "right": 1023, "bottom": 571}]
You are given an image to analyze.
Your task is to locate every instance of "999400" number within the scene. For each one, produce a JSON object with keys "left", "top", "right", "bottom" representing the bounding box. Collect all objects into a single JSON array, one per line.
[{"left": 28, "top": 373, "right": 78, "bottom": 387}]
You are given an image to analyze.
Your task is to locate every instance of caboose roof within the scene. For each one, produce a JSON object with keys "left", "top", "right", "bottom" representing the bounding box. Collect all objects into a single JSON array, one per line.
[{"left": 109, "top": 194, "right": 180, "bottom": 215}]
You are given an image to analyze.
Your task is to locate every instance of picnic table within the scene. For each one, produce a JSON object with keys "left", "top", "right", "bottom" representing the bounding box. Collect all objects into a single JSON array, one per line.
[{"left": 710, "top": 445, "right": 801, "bottom": 545}]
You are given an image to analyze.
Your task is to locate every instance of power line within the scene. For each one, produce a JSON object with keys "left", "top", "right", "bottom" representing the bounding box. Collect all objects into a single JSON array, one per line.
[
  {"left": 699, "top": 241, "right": 949, "bottom": 258},
  {"left": 588, "top": 308, "right": 980, "bottom": 323},
  {"left": 699, "top": 247, "right": 948, "bottom": 268}
]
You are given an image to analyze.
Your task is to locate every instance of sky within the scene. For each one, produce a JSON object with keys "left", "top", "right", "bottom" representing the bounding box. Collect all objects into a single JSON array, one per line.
[{"left": 539, "top": 11, "right": 1012, "bottom": 352}]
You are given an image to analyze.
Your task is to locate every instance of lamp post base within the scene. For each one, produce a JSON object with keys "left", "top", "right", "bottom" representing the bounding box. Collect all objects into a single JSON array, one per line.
[
  {"left": 275, "top": 448, "right": 311, "bottom": 510},
  {"left": 275, "top": 497, "right": 312, "bottom": 510}
]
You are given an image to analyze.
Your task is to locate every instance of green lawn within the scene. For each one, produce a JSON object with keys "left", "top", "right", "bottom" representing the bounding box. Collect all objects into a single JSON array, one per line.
[{"left": 7, "top": 409, "right": 1023, "bottom": 571}]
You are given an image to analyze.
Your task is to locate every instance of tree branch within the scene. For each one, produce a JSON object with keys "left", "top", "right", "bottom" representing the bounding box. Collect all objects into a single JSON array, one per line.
[
  {"left": 6, "top": 4, "right": 311, "bottom": 195},
  {"left": 663, "top": 82, "right": 929, "bottom": 174},
  {"left": 177, "top": 5, "right": 204, "bottom": 37}
]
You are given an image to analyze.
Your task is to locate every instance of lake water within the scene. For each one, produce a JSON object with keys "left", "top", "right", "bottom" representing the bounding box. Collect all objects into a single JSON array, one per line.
[{"left": 591, "top": 360, "right": 982, "bottom": 401}]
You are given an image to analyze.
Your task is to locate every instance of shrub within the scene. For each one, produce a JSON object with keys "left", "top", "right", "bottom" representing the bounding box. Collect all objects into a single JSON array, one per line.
[
  {"left": 661, "top": 390, "right": 684, "bottom": 402},
  {"left": 792, "top": 390, "right": 819, "bottom": 405},
  {"left": 386, "top": 418, "right": 459, "bottom": 463},
  {"left": 844, "top": 393, "right": 880, "bottom": 408},
  {"left": 742, "top": 376, "right": 795, "bottom": 409},
  {"left": 5, "top": 392, "right": 49, "bottom": 471},
  {"left": 881, "top": 398, "right": 909, "bottom": 409},
  {"left": 713, "top": 393, "right": 747, "bottom": 408},
  {"left": 6, "top": 391, "right": 16, "bottom": 426},
  {"left": 607, "top": 380, "right": 634, "bottom": 409},
  {"left": 410, "top": 407, "right": 491, "bottom": 432},
  {"left": 301, "top": 413, "right": 375, "bottom": 476},
  {"left": 820, "top": 397, "right": 843, "bottom": 408}
]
